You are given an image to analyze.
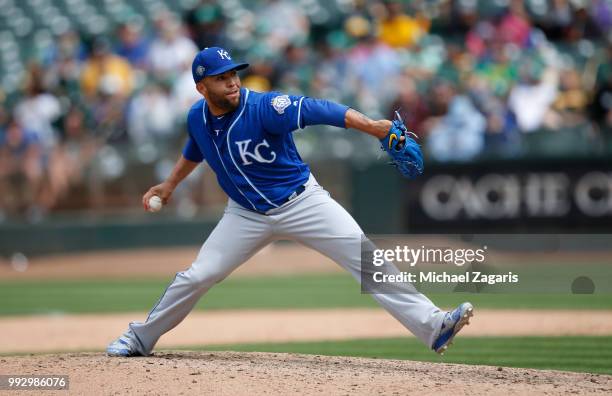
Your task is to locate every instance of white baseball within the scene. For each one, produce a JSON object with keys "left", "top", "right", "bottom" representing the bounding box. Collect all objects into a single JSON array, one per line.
[{"left": 148, "top": 195, "right": 163, "bottom": 212}]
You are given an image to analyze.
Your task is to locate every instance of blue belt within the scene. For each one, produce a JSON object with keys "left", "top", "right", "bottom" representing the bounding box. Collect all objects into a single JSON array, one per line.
[
  {"left": 283, "top": 184, "right": 306, "bottom": 204},
  {"left": 258, "top": 185, "right": 307, "bottom": 215}
]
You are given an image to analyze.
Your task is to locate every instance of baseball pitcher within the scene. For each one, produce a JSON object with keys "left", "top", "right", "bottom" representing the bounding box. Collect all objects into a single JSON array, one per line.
[{"left": 107, "top": 47, "right": 473, "bottom": 357}]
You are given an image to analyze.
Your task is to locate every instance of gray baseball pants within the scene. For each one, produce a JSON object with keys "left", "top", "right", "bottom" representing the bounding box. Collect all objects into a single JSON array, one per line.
[{"left": 125, "top": 174, "right": 445, "bottom": 355}]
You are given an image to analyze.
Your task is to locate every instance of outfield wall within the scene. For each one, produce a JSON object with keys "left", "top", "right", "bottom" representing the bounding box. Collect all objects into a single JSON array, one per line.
[{"left": 3, "top": 158, "right": 612, "bottom": 256}]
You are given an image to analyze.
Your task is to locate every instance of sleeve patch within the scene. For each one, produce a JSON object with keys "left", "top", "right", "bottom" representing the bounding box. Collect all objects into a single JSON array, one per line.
[{"left": 271, "top": 95, "right": 291, "bottom": 114}]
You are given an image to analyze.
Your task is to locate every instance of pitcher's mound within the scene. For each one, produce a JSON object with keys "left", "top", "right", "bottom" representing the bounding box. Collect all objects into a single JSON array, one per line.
[{"left": 4, "top": 351, "right": 611, "bottom": 395}]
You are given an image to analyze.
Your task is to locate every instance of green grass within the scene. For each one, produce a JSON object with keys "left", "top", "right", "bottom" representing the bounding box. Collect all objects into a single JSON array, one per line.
[
  {"left": 1, "top": 274, "right": 612, "bottom": 315},
  {"left": 189, "top": 336, "right": 612, "bottom": 375}
]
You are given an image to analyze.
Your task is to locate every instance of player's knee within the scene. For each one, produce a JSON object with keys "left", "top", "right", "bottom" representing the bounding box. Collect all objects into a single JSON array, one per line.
[{"left": 185, "top": 265, "right": 227, "bottom": 288}]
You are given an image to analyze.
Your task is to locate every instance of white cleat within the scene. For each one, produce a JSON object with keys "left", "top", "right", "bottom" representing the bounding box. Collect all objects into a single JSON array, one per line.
[
  {"left": 106, "top": 336, "right": 142, "bottom": 357},
  {"left": 432, "top": 302, "right": 474, "bottom": 355}
]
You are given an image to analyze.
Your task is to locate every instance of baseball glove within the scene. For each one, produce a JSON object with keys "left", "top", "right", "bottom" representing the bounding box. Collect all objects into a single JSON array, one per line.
[{"left": 379, "top": 111, "right": 424, "bottom": 179}]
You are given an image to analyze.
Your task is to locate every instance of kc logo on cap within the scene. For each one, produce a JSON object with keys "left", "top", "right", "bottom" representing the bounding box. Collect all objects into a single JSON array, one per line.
[
  {"left": 217, "top": 49, "right": 231, "bottom": 60},
  {"left": 192, "top": 47, "right": 249, "bottom": 83}
]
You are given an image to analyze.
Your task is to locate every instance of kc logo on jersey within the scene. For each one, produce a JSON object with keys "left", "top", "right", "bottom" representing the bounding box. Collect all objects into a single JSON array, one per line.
[{"left": 235, "top": 139, "right": 277, "bottom": 165}]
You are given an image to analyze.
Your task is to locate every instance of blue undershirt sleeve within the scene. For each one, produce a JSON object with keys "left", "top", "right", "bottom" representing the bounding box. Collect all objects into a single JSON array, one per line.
[
  {"left": 299, "top": 98, "right": 349, "bottom": 129},
  {"left": 182, "top": 135, "right": 204, "bottom": 163},
  {"left": 182, "top": 107, "right": 205, "bottom": 162}
]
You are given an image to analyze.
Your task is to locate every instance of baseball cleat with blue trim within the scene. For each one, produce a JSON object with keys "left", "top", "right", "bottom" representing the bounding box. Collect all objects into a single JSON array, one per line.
[
  {"left": 106, "top": 336, "right": 142, "bottom": 357},
  {"left": 432, "top": 302, "right": 474, "bottom": 355}
]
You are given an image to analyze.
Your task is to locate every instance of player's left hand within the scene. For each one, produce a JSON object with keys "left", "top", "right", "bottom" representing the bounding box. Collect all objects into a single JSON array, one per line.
[{"left": 380, "top": 112, "right": 424, "bottom": 179}]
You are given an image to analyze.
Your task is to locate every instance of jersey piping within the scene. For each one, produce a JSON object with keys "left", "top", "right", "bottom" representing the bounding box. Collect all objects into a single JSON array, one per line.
[
  {"left": 202, "top": 99, "right": 258, "bottom": 211},
  {"left": 226, "top": 88, "right": 279, "bottom": 208}
]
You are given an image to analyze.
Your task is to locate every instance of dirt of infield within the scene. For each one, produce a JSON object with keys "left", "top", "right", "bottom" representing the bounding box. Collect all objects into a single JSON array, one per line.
[
  {"left": 2, "top": 351, "right": 611, "bottom": 395},
  {"left": 0, "top": 244, "right": 341, "bottom": 280}
]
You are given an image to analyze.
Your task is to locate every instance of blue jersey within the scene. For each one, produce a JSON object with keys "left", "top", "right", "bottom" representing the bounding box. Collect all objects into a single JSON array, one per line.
[{"left": 183, "top": 88, "right": 348, "bottom": 213}]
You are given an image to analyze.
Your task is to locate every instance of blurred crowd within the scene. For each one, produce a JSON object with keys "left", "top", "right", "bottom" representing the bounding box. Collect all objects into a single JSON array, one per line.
[{"left": 1, "top": 0, "right": 611, "bottom": 220}]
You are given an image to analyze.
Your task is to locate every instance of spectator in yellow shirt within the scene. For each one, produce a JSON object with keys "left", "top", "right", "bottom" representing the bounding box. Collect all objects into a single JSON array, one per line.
[
  {"left": 377, "top": 1, "right": 429, "bottom": 48},
  {"left": 80, "top": 38, "right": 134, "bottom": 98}
]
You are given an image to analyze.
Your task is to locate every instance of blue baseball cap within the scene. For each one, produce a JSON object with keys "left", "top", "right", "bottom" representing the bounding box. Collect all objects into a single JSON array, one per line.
[{"left": 192, "top": 47, "right": 249, "bottom": 83}]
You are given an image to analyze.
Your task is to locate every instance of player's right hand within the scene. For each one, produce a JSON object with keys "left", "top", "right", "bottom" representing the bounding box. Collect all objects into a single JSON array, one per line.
[{"left": 142, "top": 182, "right": 175, "bottom": 211}]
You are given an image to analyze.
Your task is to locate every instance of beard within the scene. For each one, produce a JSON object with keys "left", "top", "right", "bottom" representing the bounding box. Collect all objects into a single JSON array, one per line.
[{"left": 207, "top": 89, "right": 240, "bottom": 113}]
